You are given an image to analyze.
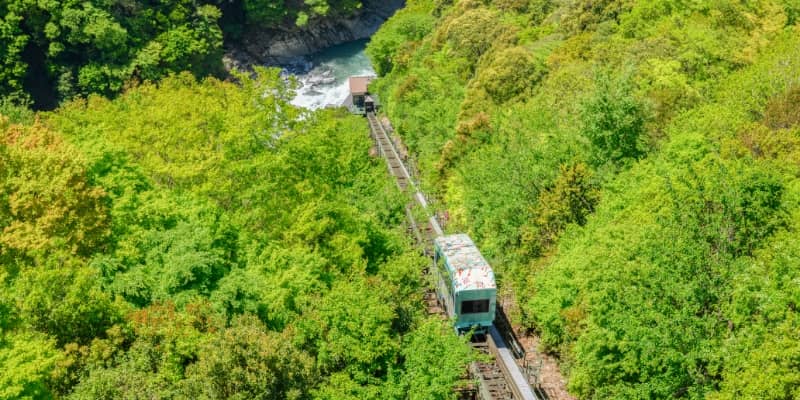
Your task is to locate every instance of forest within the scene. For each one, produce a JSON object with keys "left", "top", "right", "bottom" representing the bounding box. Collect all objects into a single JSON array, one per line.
[
  {"left": 0, "top": 69, "right": 475, "bottom": 398},
  {"left": 0, "top": 0, "right": 363, "bottom": 108},
  {"left": 368, "top": 0, "right": 800, "bottom": 398},
  {"left": 3, "top": 0, "right": 800, "bottom": 398}
]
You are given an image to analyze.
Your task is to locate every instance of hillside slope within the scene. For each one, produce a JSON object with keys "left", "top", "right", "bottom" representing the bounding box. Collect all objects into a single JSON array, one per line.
[
  {"left": 369, "top": 1, "right": 800, "bottom": 398},
  {"left": 0, "top": 70, "right": 473, "bottom": 399}
]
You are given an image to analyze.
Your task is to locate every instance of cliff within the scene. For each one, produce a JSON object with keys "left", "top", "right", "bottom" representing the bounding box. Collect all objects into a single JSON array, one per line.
[{"left": 226, "top": 0, "right": 404, "bottom": 68}]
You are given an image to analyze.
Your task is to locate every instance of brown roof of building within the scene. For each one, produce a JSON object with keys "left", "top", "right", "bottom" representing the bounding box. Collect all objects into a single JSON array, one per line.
[{"left": 349, "top": 76, "right": 374, "bottom": 95}]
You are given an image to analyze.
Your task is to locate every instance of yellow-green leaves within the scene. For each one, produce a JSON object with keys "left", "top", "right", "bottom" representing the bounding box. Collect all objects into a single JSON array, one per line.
[
  {"left": 0, "top": 331, "right": 62, "bottom": 400},
  {"left": 0, "top": 119, "right": 110, "bottom": 264},
  {"left": 371, "top": 1, "right": 800, "bottom": 398},
  {"left": 435, "top": 7, "right": 507, "bottom": 64}
]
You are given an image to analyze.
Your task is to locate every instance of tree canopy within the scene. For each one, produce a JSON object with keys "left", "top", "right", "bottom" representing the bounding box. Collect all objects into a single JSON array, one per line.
[
  {"left": 0, "top": 70, "right": 473, "bottom": 398},
  {"left": 0, "top": 0, "right": 367, "bottom": 108},
  {"left": 369, "top": 0, "right": 800, "bottom": 398}
]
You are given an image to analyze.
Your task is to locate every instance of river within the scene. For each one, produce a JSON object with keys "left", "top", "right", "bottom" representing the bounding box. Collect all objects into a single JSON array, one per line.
[{"left": 287, "top": 39, "right": 375, "bottom": 110}]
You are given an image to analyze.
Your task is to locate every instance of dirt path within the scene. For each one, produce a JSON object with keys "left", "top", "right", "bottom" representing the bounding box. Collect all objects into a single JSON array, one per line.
[
  {"left": 520, "top": 334, "right": 576, "bottom": 400},
  {"left": 498, "top": 294, "right": 576, "bottom": 400}
]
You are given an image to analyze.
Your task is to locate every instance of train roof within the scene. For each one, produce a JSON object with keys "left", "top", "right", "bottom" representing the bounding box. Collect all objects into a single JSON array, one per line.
[{"left": 434, "top": 234, "right": 496, "bottom": 291}]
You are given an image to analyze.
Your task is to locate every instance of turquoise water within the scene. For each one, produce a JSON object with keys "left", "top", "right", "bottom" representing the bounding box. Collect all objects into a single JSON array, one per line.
[{"left": 290, "top": 39, "right": 376, "bottom": 109}]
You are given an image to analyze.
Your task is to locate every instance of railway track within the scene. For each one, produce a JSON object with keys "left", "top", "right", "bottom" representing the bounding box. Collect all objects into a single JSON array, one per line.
[
  {"left": 366, "top": 112, "right": 538, "bottom": 400},
  {"left": 368, "top": 114, "right": 409, "bottom": 189},
  {"left": 472, "top": 339, "right": 515, "bottom": 399},
  {"left": 368, "top": 112, "right": 443, "bottom": 235}
]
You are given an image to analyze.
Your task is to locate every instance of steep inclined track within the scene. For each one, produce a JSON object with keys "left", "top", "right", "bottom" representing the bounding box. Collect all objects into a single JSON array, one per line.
[
  {"left": 367, "top": 112, "right": 443, "bottom": 236},
  {"left": 366, "top": 112, "right": 538, "bottom": 400}
]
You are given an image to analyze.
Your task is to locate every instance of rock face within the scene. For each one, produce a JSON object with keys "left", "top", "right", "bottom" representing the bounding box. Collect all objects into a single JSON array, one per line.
[{"left": 232, "top": 0, "right": 404, "bottom": 66}]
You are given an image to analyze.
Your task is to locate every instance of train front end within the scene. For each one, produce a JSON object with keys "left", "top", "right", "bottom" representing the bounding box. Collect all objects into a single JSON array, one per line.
[
  {"left": 452, "top": 287, "right": 496, "bottom": 333},
  {"left": 433, "top": 234, "right": 497, "bottom": 334}
]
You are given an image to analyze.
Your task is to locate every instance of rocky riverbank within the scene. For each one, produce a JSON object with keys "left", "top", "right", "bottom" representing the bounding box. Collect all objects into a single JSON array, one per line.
[
  {"left": 288, "top": 39, "right": 375, "bottom": 109},
  {"left": 224, "top": 0, "right": 404, "bottom": 71}
]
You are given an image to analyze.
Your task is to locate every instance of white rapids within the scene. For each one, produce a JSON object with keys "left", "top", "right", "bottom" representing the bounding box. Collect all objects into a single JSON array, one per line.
[{"left": 287, "top": 39, "right": 375, "bottom": 110}]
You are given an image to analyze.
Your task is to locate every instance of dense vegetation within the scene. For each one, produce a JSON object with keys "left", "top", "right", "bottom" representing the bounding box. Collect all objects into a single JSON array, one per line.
[
  {"left": 0, "top": 70, "right": 474, "bottom": 399},
  {"left": 5, "top": 0, "right": 800, "bottom": 398},
  {"left": 0, "top": 0, "right": 365, "bottom": 108},
  {"left": 369, "top": 0, "right": 800, "bottom": 398}
]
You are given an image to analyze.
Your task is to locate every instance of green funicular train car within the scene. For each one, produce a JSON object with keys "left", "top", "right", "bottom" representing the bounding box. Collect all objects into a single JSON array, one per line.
[{"left": 434, "top": 234, "right": 497, "bottom": 334}]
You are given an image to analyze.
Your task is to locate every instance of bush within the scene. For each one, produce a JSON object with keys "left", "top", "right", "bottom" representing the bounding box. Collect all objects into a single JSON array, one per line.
[
  {"left": 435, "top": 7, "right": 506, "bottom": 63},
  {"left": 472, "top": 46, "right": 548, "bottom": 104},
  {"left": 764, "top": 85, "right": 800, "bottom": 130}
]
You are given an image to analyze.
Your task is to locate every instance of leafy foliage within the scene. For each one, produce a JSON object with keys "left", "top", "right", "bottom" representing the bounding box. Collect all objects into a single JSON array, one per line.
[
  {"left": 0, "top": 0, "right": 225, "bottom": 105},
  {"left": 0, "top": 0, "right": 369, "bottom": 107},
  {"left": 0, "top": 119, "right": 110, "bottom": 266},
  {"left": 365, "top": 1, "right": 436, "bottom": 75},
  {"left": 185, "top": 315, "right": 315, "bottom": 399},
  {"left": 581, "top": 71, "right": 648, "bottom": 167},
  {"left": 369, "top": 0, "right": 800, "bottom": 398},
  {"left": 0, "top": 70, "right": 472, "bottom": 397},
  {"left": 244, "top": 0, "right": 363, "bottom": 26},
  {"left": 395, "top": 319, "right": 477, "bottom": 399},
  {"left": 0, "top": 331, "right": 61, "bottom": 400}
]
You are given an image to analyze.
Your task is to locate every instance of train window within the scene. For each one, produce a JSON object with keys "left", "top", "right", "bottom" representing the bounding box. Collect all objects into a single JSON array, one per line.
[{"left": 461, "top": 299, "right": 489, "bottom": 314}]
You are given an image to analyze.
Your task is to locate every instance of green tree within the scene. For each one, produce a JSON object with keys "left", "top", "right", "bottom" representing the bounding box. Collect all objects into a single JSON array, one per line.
[
  {"left": 0, "top": 118, "right": 110, "bottom": 267},
  {"left": 299, "top": 279, "right": 399, "bottom": 379},
  {"left": 523, "top": 162, "right": 599, "bottom": 253},
  {"left": 366, "top": 3, "right": 435, "bottom": 75},
  {"left": 0, "top": 0, "right": 226, "bottom": 103},
  {"left": 395, "top": 319, "right": 474, "bottom": 400},
  {"left": 0, "top": 331, "right": 62, "bottom": 400},
  {"left": 435, "top": 7, "right": 506, "bottom": 64},
  {"left": 184, "top": 315, "right": 315, "bottom": 399},
  {"left": 581, "top": 72, "right": 648, "bottom": 167},
  {"left": 0, "top": 5, "right": 28, "bottom": 100},
  {"left": 12, "top": 265, "right": 121, "bottom": 346}
]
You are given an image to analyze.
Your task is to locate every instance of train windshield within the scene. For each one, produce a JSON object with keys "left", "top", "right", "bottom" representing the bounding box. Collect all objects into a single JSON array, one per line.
[{"left": 461, "top": 299, "right": 489, "bottom": 314}]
